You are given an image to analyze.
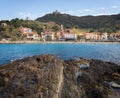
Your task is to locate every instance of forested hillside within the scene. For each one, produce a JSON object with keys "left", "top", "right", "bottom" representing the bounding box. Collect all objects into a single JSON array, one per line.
[{"left": 36, "top": 12, "right": 120, "bottom": 33}]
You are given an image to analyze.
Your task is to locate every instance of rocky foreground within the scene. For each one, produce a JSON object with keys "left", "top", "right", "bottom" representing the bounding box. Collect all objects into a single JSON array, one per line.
[{"left": 0, "top": 55, "right": 120, "bottom": 98}]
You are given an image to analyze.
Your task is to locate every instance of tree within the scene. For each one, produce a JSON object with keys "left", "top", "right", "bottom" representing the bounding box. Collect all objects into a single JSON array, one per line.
[{"left": 52, "top": 25, "right": 60, "bottom": 32}]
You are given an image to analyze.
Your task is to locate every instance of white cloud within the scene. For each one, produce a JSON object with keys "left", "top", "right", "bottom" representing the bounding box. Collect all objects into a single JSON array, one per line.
[
  {"left": 77, "top": 8, "right": 95, "bottom": 13},
  {"left": 94, "top": 13, "right": 111, "bottom": 16},
  {"left": 67, "top": 10, "right": 74, "bottom": 14},
  {"left": 98, "top": 7, "right": 105, "bottom": 10},
  {"left": 84, "top": 9, "right": 91, "bottom": 12},
  {"left": 112, "top": 6, "right": 118, "bottom": 9},
  {"left": 18, "top": 12, "right": 41, "bottom": 20}
]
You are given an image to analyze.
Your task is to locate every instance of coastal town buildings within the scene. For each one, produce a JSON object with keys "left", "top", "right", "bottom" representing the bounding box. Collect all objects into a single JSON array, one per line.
[
  {"left": 19, "top": 27, "right": 40, "bottom": 40},
  {"left": 41, "top": 30, "right": 55, "bottom": 41},
  {"left": 58, "top": 25, "right": 77, "bottom": 41},
  {"left": 1, "top": 23, "right": 7, "bottom": 26},
  {"left": 63, "top": 32, "right": 77, "bottom": 40},
  {"left": 101, "top": 33, "right": 108, "bottom": 41},
  {"left": 109, "top": 33, "right": 120, "bottom": 41},
  {"left": 57, "top": 31, "right": 77, "bottom": 41},
  {"left": 84, "top": 32, "right": 101, "bottom": 40},
  {"left": 26, "top": 33, "right": 40, "bottom": 40},
  {"left": 19, "top": 27, "right": 32, "bottom": 35},
  {"left": 19, "top": 26, "right": 120, "bottom": 42},
  {"left": 84, "top": 32, "right": 108, "bottom": 41}
]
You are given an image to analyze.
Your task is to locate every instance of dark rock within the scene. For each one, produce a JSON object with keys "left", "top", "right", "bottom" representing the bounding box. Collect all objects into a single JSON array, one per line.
[{"left": 0, "top": 55, "right": 120, "bottom": 98}]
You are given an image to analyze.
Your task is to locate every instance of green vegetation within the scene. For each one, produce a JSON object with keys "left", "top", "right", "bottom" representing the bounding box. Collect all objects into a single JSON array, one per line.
[
  {"left": 36, "top": 12, "right": 120, "bottom": 33},
  {"left": 1, "top": 12, "right": 120, "bottom": 40},
  {"left": 0, "top": 18, "right": 60, "bottom": 40}
]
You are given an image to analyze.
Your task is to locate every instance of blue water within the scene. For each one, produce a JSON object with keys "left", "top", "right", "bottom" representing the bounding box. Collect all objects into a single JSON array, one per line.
[{"left": 0, "top": 43, "right": 120, "bottom": 65}]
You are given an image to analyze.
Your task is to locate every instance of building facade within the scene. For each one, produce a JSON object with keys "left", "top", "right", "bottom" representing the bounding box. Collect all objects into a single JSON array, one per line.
[{"left": 19, "top": 27, "right": 40, "bottom": 40}]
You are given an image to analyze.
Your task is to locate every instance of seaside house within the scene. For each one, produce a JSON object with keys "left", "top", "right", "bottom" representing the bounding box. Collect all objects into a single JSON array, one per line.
[
  {"left": 109, "top": 33, "right": 117, "bottom": 41},
  {"left": 84, "top": 32, "right": 101, "bottom": 40},
  {"left": 64, "top": 33, "right": 77, "bottom": 40},
  {"left": 84, "top": 32, "right": 109, "bottom": 41},
  {"left": 19, "top": 27, "right": 32, "bottom": 35},
  {"left": 109, "top": 33, "right": 120, "bottom": 41},
  {"left": 93, "top": 32, "right": 101, "bottom": 40},
  {"left": 84, "top": 33, "right": 94, "bottom": 40},
  {"left": 58, "top": 29, "right": 77, "bottom": 41},
  {"left": 19, "top": 27, "right": 40, "bottom": 40},
  {"left": 56, "top": 25, "right": 77, "bottom": 41},
  {"left": 57, "top": 32, "right": 64, "bottom": 41},
  {"left": 101, "top": 33, "right": 108, "bottom": 41},
  {"left": 1, "top": 23, "right": 7, "bottom": 26},
  {"left": 26, "top": 33, "right": 40, "bottom": 40},
  {"left": 41, "top": 30, "right": 55, "bottom": 41},
  {"left": 116, "top": 33, "right": 120, "bottom": 40}
]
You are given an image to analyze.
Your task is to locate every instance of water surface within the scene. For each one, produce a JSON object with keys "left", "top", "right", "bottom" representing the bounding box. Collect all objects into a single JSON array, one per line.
[{"left": 0, "top": 43, "right": 120, "bottom": 65}]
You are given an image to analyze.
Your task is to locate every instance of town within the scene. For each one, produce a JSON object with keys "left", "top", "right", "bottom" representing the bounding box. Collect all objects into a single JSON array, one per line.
[
  {"left": 19, "top": 25, "right": 120, "bottom": 42},
  {"left": 0, "top": 0, "right": 120, "bottom": 98},
  {"left": 0, "top": 22, "right": 120, "bottom": 43}
]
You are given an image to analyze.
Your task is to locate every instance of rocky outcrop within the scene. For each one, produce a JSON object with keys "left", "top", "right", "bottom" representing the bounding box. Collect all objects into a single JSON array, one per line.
[
  {"left": 62, "top": 59, "right": 120, "bottom": 98},
  {"left": 0, "top": 55, "right": 120, "bottom": 98},
  {"left": 0, "top": 55, "right": 63, "bottom": 98}
]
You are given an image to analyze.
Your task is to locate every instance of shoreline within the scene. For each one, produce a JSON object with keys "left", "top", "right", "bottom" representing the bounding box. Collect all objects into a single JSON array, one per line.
[{"left": 0, "top": 40, "right": 120, "bottom": 44}]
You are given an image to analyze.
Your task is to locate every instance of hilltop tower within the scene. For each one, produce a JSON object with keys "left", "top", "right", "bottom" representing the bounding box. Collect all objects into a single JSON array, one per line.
[
  {"left": 26, "top": 17, "right": 29, "bottom": 20},
  {"left": 53, "top": 10, "right": 60, "bottom": 14},
  {"left": 61, "top": 25, "right": 64, "bottom": 33}
]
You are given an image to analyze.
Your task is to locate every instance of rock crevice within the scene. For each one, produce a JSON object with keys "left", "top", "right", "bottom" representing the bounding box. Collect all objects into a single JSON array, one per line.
[{"left": 0, "top": 55, "right": 120, "bottom": 98}]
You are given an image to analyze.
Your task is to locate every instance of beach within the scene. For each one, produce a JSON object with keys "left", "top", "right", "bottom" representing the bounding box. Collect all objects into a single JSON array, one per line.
[{"left": 0, "top": 40, "right": 120, "bottom": 44}]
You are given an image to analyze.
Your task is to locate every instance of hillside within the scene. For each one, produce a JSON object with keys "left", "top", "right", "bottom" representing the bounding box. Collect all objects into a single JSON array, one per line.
[
  {"left": 36, "top": 12, "right": 120, "bottom": 33},
  {"left": 0, "top": 19, "right": 60, "bottom": 40}
]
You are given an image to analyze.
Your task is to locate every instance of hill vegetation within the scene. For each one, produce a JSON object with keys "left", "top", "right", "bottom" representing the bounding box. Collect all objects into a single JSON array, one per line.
[
  {"left": 36, "top": 12, "right": 120, "bottom": 33},
  {"left": 0, "top": 18, "right": 60, "bottom": 40},
  {"left": 1, "top": 12, "right": 120, "bottom": 40}
]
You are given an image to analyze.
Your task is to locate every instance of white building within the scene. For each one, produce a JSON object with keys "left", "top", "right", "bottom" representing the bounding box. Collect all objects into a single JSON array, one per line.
[
  {"left": 27, "top": 33, "right": 40, "bottom": 40},
  {"left": 41, "top": 32, "right": 55, "bottom": 41},
  {"left": 1, "top": 23, "right": 7, "bottom": 26},
  {"left": 101, "top": 33, "right": 108, "bottom": 41},
  {"left": 64, "top": 33, "right": 77, "bottom": 40}
]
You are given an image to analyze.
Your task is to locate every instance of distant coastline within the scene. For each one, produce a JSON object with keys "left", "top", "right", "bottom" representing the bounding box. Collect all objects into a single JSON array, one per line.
[{"left": 0, "top": 40, "right": 120, "bottom": 44}]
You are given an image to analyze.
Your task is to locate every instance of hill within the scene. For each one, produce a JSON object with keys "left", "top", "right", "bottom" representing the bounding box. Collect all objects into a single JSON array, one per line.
[
  {"left": 36, "top": 11, "right": 120, "bottom": 33},
  {"left": 0, "top": 18, "right": 60, "bottom": 40}
]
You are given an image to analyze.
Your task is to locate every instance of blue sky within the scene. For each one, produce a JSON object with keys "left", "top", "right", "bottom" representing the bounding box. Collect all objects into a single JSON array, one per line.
[{"left": 0, "top": 0, "right": 120, "bottom": 20}]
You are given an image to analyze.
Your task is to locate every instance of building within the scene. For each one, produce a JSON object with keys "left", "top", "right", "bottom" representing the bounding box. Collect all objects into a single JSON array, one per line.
[
  {"left": 101, "top": 33, "right": 108, "bottom": 41},
  {"left": 58, "top": 31, "right": 77, "bottom": 41},
  {"left": 41, "top": 30, "right": 55, "bottom": 41},
  {"left": 19, "top": 27, "right": 40, "bottom": 40},
  {"left": 116, "top": 33, "right": 120, "bottom": 40},
  {"left": 84, "top": 32, "right": 108, "bottom": 41},
  {"left": 27, "top": 33, "right": 40, "bottom": 40},
  {"left": 19, "top": 27, "right": 32, "bottom": 35},
  {"left": 53, "top": 10, "right": 61, "bottom": 14},
  {"left": 84, "top": 32, "right": 101, "bottom": 40},
  {"left": 64, "top": 33, "right": 77, "bottom": 40},
  {"left": 58, "top": 26, "right": 77, "bottom": 41},
  {"left": 108, "top": 33, "right": 120, "bottom": 41},
  {"left": 1, "top": 23, "right": 7, "bottom": 26}
]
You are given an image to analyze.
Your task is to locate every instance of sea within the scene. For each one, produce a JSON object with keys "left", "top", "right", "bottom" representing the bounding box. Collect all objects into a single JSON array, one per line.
[{"left": 0, "top": 43, "right": 120, "bottom": 65}]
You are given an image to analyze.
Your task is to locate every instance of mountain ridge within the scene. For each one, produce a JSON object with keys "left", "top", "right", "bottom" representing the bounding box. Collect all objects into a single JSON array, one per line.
[{"left": 36, "top": 12, "right": 120, "bottom": 32}]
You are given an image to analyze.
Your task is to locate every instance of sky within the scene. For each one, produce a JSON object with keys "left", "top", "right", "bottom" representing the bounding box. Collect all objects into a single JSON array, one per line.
[{"left": 0, "top": 0, "right": 120, "bottom": 20}]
